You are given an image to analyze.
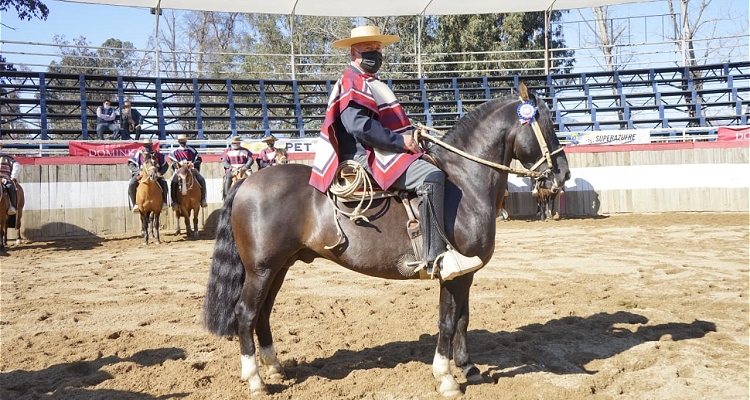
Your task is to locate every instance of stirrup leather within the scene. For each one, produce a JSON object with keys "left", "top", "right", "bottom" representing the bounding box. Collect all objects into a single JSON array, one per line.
[{"left": 435, "top": 246, "right": 484, "bottom": 281}]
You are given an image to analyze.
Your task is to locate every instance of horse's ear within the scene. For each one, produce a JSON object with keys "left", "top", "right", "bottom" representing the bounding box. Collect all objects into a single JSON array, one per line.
[{"left": 518, "top": 81, "right": 530, "bottom": 101}]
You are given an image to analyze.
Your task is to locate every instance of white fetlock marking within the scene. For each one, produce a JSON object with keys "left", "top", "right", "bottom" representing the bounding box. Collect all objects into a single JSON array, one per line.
[
  {"left": 433, "top": 352, "right": 461, "bottom": 396},
  {"left": 240, "top": 354, "right": 267, "bottom": 395},
  {"left": 259, "top": 345, "right": 285, "bottom": 379}
]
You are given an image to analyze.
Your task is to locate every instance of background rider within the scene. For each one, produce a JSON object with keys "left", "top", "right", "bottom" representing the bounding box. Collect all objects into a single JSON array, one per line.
[
  {"left": 127, "top": 138, "right": 169, "bottom": 212},
  {"left": 167, "top": 134, "right": 208, "bottom": 208},
  {"left": 0, "top": 142, "right": 20, "bottom": 215},
  {"left": 220, "top": 136, "right": 254, "bottom": 199}
]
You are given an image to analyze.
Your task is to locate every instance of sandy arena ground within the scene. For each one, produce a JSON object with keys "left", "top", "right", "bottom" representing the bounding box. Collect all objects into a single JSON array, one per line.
[{"left": 1, "top": 212, "right": 748, "bottom": 400}]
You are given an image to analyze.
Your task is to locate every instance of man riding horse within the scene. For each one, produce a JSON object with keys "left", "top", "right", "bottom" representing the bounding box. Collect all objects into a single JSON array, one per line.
[
  {"left": 0, "top": 142, "right": 20, "bottom": 216},
  {"left": 168, "top": 134, "right": 207, "bottom": 209},
  {"left": 220, "top": 136, "right": 253, "bottom": 200},
  {"left": 128, "top": 138, "right": 169, "bottom": 212},
  {"left": 309, "top": 26, "right": 481, "bottom": 281}
]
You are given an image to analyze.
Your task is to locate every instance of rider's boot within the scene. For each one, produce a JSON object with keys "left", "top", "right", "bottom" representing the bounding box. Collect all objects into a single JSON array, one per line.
[
  {"left": 129, "top": 180, "right": 139, "bottom": 213},
  {"left": 418, "top": 172, "right": 483, "bottom": 281},
  {"left": 198, "top": 175, "right": 207, "bottom": 207},
  {"left": 6, "top": 183, "right": 17, "bottom": 215},
  {"left": 159, "top": 179, "right": 169, "bottom": 210},
  {"left": 170, "top": 180, "right": 179, "bottom": 208}
]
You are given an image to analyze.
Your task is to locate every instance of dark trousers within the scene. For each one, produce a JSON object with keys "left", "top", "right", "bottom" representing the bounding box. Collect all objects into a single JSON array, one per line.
[
  {"left": 129, "top": 175, "right": 168, "bottom": 206},
  {"left": 3, "top": 181, "right": 17, "bottom": 208}
]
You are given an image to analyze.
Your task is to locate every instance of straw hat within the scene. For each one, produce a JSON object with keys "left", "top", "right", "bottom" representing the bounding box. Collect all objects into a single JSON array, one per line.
[
  {"left": 229, "top": 136, "right": 242, "bottom": 143},
  {"left": 261, "top": 135, "right": 278, "bottom": 143},
  {"left": 140, "top": 138, "right": 153, "bottom": 145},
  {"left": 332, "top": 26, "right": 400, "bottom": 48}
]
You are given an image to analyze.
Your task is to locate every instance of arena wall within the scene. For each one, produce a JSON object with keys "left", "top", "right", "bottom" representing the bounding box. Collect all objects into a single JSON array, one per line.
[{"left": 8, "top": 142, "right": 748, "bottom": 241}]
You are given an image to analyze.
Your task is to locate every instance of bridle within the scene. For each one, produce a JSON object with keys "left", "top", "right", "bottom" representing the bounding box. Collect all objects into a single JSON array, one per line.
[
  {"left": 178, "top": 162, "right": 195, "bottom": 192},
  {"left": 416, "top": 97, "right": 564, "bottom": 181}
]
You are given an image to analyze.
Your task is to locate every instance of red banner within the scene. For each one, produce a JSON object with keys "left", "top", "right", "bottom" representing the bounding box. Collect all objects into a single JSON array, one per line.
[
  {"left": 717, "top": 127, "right": 750, "bottom": 141},
  {"left": 68, "top": 141, "right": 160, "bottom": 157}
]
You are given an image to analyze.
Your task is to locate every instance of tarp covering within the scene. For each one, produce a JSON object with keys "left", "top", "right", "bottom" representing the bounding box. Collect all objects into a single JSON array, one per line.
[{"left": 60, "top": 0, "right": 651, "bottom": 16}]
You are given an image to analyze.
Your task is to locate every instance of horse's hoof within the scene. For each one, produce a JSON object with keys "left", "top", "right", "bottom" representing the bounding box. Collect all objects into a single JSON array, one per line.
[
  {"left": 463, "top": 366, "right": 483, "bottom": 383},
  {"left": 438, "top": 376, "right": 462, "bottom": 397},
  {"left": 249, "top": 387, "right": 269, "bottom": 398}
]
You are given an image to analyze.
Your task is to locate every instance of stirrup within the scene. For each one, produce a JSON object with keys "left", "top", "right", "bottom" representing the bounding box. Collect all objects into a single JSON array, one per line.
[
  {"left": 7, "top": 206, "right": 16, "bottom": 216},
  {"left": 436, "top": 248, "right": 484, "bottom": 281}
]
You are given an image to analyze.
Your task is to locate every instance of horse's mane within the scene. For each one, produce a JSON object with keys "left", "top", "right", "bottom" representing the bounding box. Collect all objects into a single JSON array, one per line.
[{"left": 430, "top": 89, "right": 553, "bottom": 149}]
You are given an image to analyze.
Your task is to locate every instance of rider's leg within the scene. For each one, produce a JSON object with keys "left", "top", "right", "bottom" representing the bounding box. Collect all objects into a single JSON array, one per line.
[
  {"left": 128, "top": 176, "right": 139, "bottom": 212},
  {"left": 416, "top": 170, "right": 448, "bottom": 273},
  {"left": 170, "top": 175, "right": 179, "bottom": 207},
  {"left": 222, "top": 171, "right": 231, "bottom": 200},
  {"left": 158, "top": 178, "right": 169, "bottom": 209},
  {"left": 392, "top": 160, "right": 482, "bottom": 281},
  {"left": 5, "top": 182, "right": 17, "bottom": 215},
  {"left": 197, "top": 174, "right": 207, "bottom": 207}
]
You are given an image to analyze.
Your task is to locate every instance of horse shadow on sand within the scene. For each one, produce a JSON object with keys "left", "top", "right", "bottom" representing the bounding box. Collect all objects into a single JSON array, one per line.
[
  {"left": 3, "top": 222, "right": 139, "bottom": 253},
  {"left": 273, "top": 311, "right": 715, "bottom": 391},
  {"left": 0, "top": 348, "right": 189, "bottom": 399}
]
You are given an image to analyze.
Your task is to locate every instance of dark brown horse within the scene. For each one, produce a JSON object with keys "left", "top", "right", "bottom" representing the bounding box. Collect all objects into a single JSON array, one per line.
[
  {"left": 203, "top": 83, "right": 570, "bottom": 397},
  {"left": 136, "top": 157, "right": 163, "bottom": 244},
  {"left": 174, "top": 161, "right": 201, "bottom": 238},
  {"left": 0, "top": 180, "right": 24, "bottom": 250}
]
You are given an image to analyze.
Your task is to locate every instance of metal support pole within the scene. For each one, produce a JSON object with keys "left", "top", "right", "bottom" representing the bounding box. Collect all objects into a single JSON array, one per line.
[
  {"left": 152, "top": 0, "right": 162, "bottom": 77},
  {"left": 290, "top": 0, "right": 299, "bottom": 80},
  {"left": 417, "top": 14, "right": 423, "bottom": 79}
]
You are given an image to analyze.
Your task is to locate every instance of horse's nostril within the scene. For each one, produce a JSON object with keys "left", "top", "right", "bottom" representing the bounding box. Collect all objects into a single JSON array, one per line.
[{"left": 564, "top": 171, "right": 571, "bottom": 181}]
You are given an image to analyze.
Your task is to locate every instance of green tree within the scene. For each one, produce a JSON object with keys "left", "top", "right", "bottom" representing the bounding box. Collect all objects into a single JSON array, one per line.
[
  {"left": 424, "top": 12, "right": 573, "bottom": 77},
  {"left": 0, "top": 0, "right": 48, "bottom": 21}
]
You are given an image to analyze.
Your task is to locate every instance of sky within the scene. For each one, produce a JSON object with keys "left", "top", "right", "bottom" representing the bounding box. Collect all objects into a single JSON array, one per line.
[{"left": 0, "top": 0, "right": 748, "bottom": 73}]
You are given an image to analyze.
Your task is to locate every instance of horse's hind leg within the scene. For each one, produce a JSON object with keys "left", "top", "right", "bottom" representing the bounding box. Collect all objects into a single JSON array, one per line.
[
  {"left": 256, "top": 267, "right": 290, "bottom": 380},
  {"left": 141, "top": 213, "right": 149, "bottom": 244},
  {"left": 192, "top": 212, "right": 199, "bottom": 239},
  {"left": 153, "top": 213, "right": 161, "bottom": 244},
  {"left": 236, "top": 280, "right": 271, "bottom": 397},
  {"left": 175, "top": 212, "right": 182, "bottom": 235}
]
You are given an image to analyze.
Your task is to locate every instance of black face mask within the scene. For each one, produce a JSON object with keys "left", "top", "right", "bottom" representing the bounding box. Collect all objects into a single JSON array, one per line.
[{"left": 358, "top": 50, "right": 383, "bottom": 74}]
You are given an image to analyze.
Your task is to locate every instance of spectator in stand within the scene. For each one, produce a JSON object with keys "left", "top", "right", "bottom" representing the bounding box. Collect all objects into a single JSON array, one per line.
[
  {"left": 96, "top": 99, "right": 119, "bottom": 140},
  {"left": 118, "top": 101, "right": 143, "bottom": 140},
  {"left": 220, "top": 136, "right": 253, "bottom": 200}
]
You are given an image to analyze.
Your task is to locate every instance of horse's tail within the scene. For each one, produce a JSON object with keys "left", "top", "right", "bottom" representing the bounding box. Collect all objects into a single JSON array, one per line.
[{"left": 202, "top": 181, "right": 245, "bottom": 337}]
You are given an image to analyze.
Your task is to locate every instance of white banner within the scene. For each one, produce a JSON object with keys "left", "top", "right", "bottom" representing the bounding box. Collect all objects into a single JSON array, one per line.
[
  {"left": 243, "top": 138, "right": 318, "bottom": 153},
  {"left": 571, "top": 129, "right": 651, "bottom": 145}
]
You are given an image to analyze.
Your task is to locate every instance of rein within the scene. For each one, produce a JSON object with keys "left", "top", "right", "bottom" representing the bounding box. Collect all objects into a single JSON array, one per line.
[{"left": 416, "top": 122, "right": 563, "bottom": 180}]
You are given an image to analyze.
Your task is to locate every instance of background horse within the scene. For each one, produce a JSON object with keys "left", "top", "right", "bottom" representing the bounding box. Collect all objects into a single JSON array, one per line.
[
  {"left": 276, "top": 148, "right": 289, "bottom": 164},
  {"left": 136, "top": 157, "right": 163, "bottom": 244},
  {"left": 0, "top": 181, "right": 24, "bottom": 250},
  {"left": 231, "top": 167, "right": 248, "bottom": 188},
  {"left": 534, "top": 184, "right": 561, "bottom": 222},
  {"left": 203, "top": 83, "right": 570, "bottom": 397},
  {"left": 174, "top": 161, "right": 201, "bottom": 238}
]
